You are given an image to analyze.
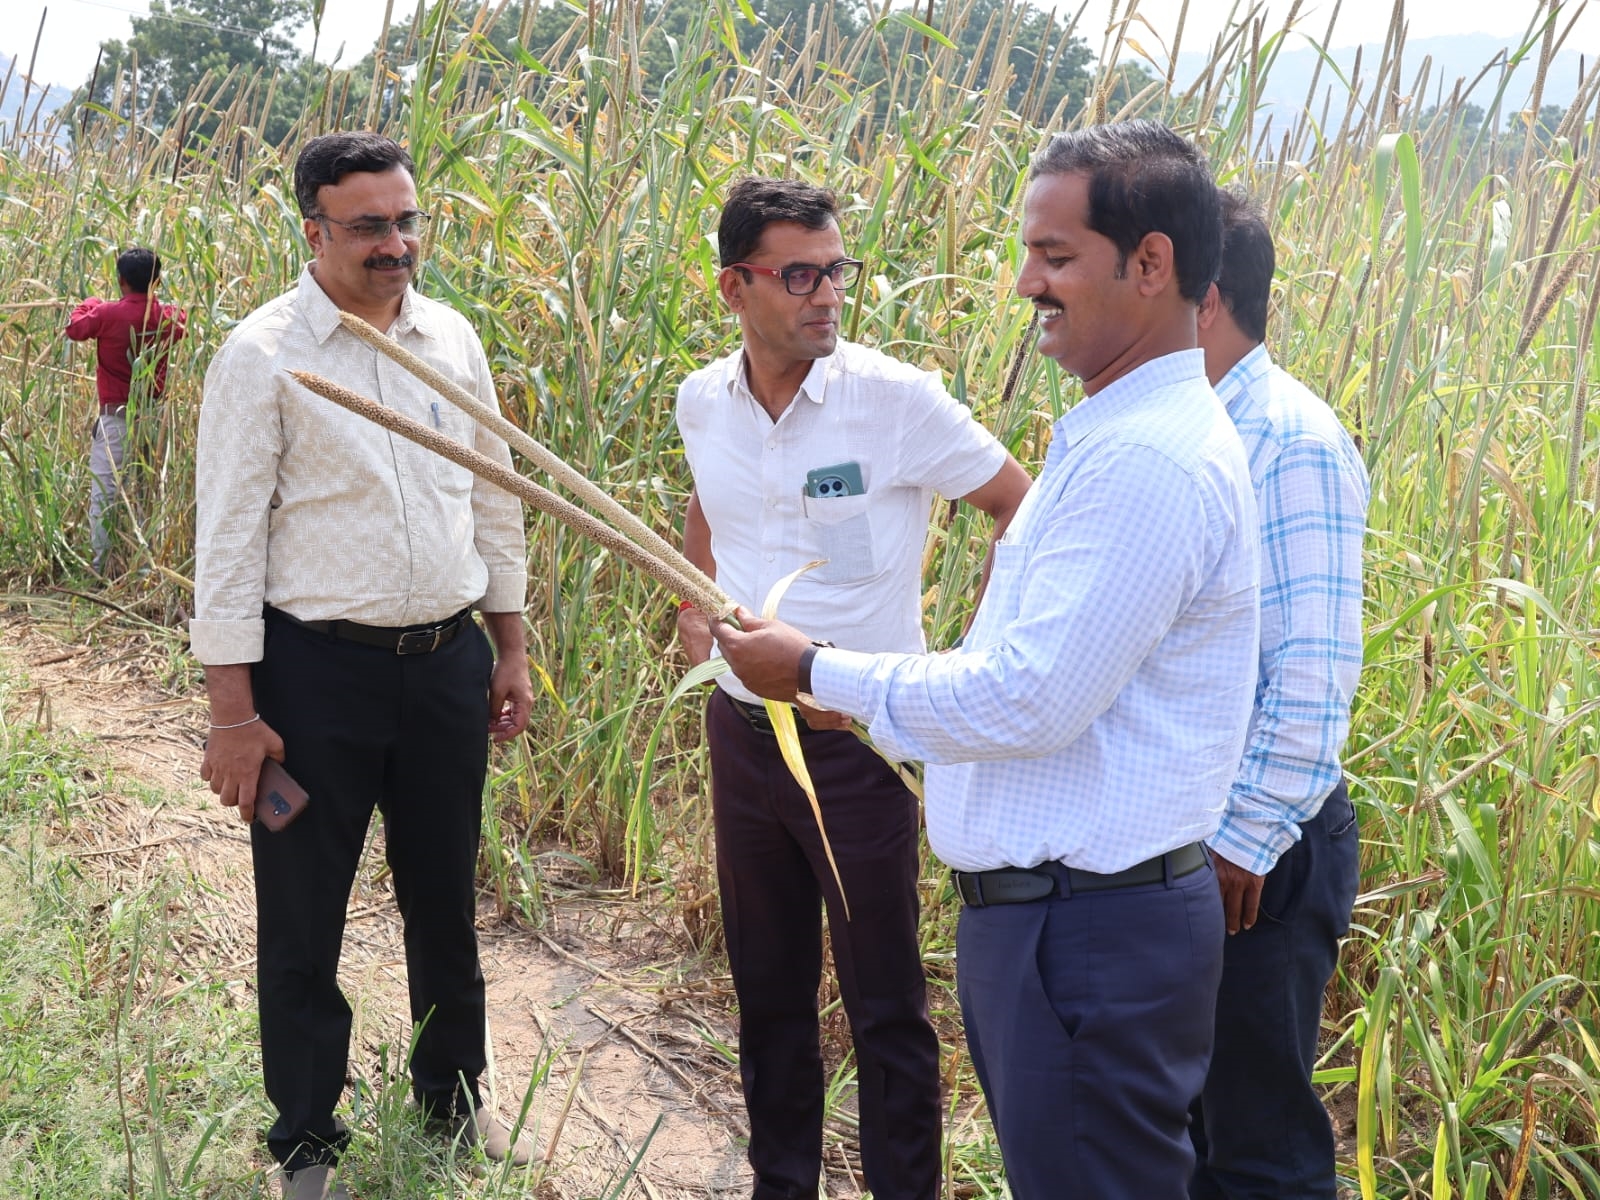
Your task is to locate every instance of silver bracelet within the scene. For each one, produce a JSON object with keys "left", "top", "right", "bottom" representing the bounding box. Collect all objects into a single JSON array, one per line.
[{"left": 209, "top": 713, "right": 262, "bottom": 730}]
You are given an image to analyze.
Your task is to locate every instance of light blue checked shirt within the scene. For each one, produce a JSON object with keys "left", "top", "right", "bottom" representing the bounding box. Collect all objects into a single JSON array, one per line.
[
  {"left": 811, "top": 349, "right": 1260, "bottom": 874},
  {"left": 1206, "top": 344, "right": 1369, "bottom": 875}
]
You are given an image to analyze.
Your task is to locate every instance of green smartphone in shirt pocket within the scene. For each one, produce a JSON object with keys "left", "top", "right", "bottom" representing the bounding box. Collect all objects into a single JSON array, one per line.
[{"left": 804, "top": 462, "right": 864, "bottom": 499}]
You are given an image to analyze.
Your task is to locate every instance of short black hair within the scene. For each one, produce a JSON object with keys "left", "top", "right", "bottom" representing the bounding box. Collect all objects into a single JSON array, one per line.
[
  {"left": 116, "top": 247, "right": 160, "bottom": 293},
  {"left": 1030, "top": 120, "right": 1221, "bottom": 303},
  {"left": 293, "top": 132, "right": 415, "bottom": 218},
  {"left": 1214, "top": 186, "right": 1274, "bottom": 343},
  {"left": 718, "top": 177, "right": 838, "bottom": 269}
]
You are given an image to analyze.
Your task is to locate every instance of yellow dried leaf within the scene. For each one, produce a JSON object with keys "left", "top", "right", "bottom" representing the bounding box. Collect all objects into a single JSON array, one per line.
[{"left": 760, "top": 560, "right": 851, "bottom": 920}]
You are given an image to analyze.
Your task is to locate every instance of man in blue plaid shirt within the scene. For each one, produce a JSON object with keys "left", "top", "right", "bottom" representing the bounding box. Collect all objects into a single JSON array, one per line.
[{"left": 1189, "top": 187, "right": 1370, "bottom": 1200}]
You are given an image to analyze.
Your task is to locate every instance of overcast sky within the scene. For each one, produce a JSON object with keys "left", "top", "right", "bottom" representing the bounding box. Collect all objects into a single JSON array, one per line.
[{"left": 7, "top": 0, "right": 1597, "bottom": 90}]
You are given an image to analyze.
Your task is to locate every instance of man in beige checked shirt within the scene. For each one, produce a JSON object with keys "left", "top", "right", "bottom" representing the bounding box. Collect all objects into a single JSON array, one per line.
[{"left": 193, "top": 132, "right": 534, "bottom": 1200}]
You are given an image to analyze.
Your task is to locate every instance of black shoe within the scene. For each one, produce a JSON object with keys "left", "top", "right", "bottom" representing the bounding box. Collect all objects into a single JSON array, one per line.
[{"left": 280, "top": 1164, "right": 351, "bottom": 1199}]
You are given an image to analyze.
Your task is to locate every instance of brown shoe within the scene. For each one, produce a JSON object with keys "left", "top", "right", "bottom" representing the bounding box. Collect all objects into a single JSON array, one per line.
[
  {"left": 451, "top": 1108, "right": 535, "bottom": 1166},
  {"left": 280, "top": 1164, "right": 351, "bottom": 1200}
]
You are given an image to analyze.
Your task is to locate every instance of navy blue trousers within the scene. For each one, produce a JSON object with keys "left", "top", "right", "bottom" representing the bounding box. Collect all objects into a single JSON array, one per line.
[
  {"left": 957, "top": 855, "right": 1225, "bottom": 1199},
  {"left": 251, "top": 612, "right": 493, "bottom": 1171},
  {"left": 1189, "top": 782, "right": 1360, "bottom": 1200},
  {"left": 707, "top": 688, "right": 942, "bottom": 1200}
]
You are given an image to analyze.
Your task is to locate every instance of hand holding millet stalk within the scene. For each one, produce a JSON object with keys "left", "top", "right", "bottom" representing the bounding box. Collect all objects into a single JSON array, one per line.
[{"left": 286, "top": 369, "right": 735, "bottom": 620}]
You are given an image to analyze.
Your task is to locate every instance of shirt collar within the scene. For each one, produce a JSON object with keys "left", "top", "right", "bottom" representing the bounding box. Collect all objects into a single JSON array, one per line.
[
  {"left": 1212, "top": 342, "right": 1271, "bottom": 407},
  {"left": 723, "top": 347, "right": 834, "bottom": 408},
  {"left": 298, "top": 263, "right": 433, "bottom": 345},
  {"left": 1049, "top": 348, "right": 1209, "bottom": 460}
]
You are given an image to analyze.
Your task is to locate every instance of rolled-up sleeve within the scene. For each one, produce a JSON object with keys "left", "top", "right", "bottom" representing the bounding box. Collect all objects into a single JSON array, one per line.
[{"left": 66, "top": 298, "right": 105, "bottom": 340}]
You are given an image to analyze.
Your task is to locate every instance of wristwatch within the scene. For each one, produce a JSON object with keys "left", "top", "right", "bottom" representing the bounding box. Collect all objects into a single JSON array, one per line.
[{"left": 795, "top": 640, "right": 833, "bottom": 708}]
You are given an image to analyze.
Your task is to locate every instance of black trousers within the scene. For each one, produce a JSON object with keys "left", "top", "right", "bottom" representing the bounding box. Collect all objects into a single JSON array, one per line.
[
  {"left": 707, "top": 688, "right": 942, "bottom": 1200},
  {"left": 251, "top": 612, "right": 493, "bottom": 1171},
  {"left": 1190, "top": 783, "right": 1360, "bottom": 1199}
]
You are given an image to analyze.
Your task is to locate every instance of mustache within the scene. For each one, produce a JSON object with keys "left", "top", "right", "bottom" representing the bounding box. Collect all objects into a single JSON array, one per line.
[
  {"left": 364, "top": 253, "right": 415, "bottom": 270},
  {"left": 1030, "top": 296, "right": 1064, "bottom": 311}
]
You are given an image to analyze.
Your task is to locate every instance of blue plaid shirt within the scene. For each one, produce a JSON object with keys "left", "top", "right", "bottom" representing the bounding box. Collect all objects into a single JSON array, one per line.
[
  {"left": 812, "top": 350, "right": 1261, "bottom": 873},
  {"left": 1206, "top": 345, "right": 1369, "bottom": 875}
]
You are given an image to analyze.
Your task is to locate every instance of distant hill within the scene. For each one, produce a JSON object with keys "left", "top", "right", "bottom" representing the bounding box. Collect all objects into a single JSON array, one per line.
[
  {"left": 1170, "top": 32, "right": 1590, "bottom": 131},
  {"left": 0, "top": 50, "right": 73, "bottom": 136}
]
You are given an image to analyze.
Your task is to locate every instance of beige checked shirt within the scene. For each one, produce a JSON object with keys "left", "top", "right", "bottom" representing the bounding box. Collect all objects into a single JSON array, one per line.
[{"left": 191, "top": 266, "right": 527, "bottom": 666}]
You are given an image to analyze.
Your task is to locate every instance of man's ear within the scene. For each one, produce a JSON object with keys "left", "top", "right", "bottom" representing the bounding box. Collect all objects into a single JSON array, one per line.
[
  {"left": 1197, "top": 280, "right": 1222, "bottom": 331},
  {"left": 304, "top": 217, "right": 325, "bottom": 255},
  {"left": 718, "top": 266, "right": 745, "bottom": 312},
  {"left": 1131, "top": 231, "right": 1175, "bottom": 296}
]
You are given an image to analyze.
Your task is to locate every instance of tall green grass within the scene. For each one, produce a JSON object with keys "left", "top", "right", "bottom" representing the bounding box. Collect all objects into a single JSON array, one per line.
[{"left": 4, "top": 0, "right": 1600, "bottom": 1192}]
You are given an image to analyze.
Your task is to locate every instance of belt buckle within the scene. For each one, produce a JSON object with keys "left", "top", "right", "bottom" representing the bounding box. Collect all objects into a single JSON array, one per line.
[
  {"left": 735, "top": 699, "right": 775, "bottom": 734},
  {"left": 396, "top": 627, "right": 442, "bottom": 655},
  {"left": 954, "top": 873, "right": 982, "bottom": 907}
]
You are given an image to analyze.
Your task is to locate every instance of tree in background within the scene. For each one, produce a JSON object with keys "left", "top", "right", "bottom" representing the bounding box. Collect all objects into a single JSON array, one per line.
[
  {"left": 345, "top": 0, "right": 1110, "bottom": 133},
  {"left": 864, "top": 0, "right": 1098, "bottom": 124},
  {"left": 59, "top": 0, "right": 1141, "bottom": 151},
  {"left": 66, "top": 0, "right": 311, "bottom": 144},
  {"left": 638, "top": 0, "right": 1106, "bottom": 125}
]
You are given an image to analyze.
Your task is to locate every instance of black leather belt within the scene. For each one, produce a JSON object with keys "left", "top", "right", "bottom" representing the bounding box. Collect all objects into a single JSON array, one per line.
[
  {"left": 953, "top": 842, "right": 1209, "bottom": 906},
  {"left": 726, "top": 695, "right": 822, "bottom": 736},
  {"left": 266, "top": 605, "right": 472, "bottom": 655}
]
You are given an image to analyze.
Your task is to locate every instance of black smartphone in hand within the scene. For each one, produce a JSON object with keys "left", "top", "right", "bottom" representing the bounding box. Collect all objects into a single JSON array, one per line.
[{"left": 255, "top": 759, "right": 309, "bottom": 832}]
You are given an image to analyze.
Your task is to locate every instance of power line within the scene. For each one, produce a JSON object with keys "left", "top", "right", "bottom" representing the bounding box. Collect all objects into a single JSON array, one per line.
[{"left": 32, "top": 0, "right": 290, "bottom": 45}]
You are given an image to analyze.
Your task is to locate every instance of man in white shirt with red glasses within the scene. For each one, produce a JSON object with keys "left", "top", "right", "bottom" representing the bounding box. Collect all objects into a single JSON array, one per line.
[{"left": 676, "top": 175, "right": 1029, "bottom": 1200}]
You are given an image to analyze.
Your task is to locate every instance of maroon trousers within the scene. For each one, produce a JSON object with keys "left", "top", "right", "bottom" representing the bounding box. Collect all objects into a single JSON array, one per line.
[{"left": 707, "top": 688, "right": 942, "bottom": 1200}]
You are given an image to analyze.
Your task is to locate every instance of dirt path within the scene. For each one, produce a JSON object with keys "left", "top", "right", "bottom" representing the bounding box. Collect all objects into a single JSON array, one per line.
[{"left": 0, "top": 609, "right": 765, "bottom": 1199}]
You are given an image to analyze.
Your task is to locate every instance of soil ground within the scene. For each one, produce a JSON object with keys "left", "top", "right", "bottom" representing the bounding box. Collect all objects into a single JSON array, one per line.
[
  {"left": 0, "top": 608, "right": 789, "bottom": 1200},
  {"left": 0, "top": 604, "right": 1360, "bottom": 1199}
]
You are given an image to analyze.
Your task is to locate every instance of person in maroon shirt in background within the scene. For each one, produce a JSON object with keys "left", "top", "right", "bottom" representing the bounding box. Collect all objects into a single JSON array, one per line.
[{"left": 65, "top": 246, "right": 187, "bottom": 571}]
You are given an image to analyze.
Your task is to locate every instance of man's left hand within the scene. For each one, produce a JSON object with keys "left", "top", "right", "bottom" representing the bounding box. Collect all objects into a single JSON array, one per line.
[
  {"left": 1213, "top": 853, "right": 1265, "bottom": 935},
  {"left": 712, "top": 607, "right": 812, "bottom": 703},
  {"left": 488, "top": 654, "right": 533, "bottom": 742},
  {"left": 796, "top": 697, "right": 851, "bottom": 731}
]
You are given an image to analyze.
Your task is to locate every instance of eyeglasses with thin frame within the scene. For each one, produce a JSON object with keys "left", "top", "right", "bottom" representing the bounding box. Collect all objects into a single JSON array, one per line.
[
  {"left": 728, "top": 259, "right": 864, "bottom": 296},
  {"left": 313, "top": 211, "right": 432, "bottom": 242}
]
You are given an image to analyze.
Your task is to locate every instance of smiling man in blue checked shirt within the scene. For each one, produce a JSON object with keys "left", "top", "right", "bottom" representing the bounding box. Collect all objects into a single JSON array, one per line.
[
  {"left": 711, "top": 122, "right": 1261, "bottom": 1198},
  {"left": 1188, "top": 188, "right": 1370, "bottom": 1200}
]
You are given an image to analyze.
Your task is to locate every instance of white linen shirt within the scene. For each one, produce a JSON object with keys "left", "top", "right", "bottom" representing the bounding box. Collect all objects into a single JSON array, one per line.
[
  {"left": 810, "top": 350, "right": 1261, "bottom": 873},
  {"left": 677, "top": 340, "right": 1007, "bottom": 705},
  {"left": 191, "top": 266, "right": 527, "bottom": 666}
]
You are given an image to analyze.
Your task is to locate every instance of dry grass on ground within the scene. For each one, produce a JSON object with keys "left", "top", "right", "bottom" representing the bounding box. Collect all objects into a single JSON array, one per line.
[{"left": 0, "top": 608, "right": 786, "bottom": 1199}]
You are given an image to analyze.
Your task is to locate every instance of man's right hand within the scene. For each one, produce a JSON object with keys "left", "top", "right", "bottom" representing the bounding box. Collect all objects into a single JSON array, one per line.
[
  {"left": 200, "top": 719, "right": 284, "bottom": 825},
  {"left": 677, "top": 604, "right": 715, "bottom": 667},
  {"left": 1213, "top": 852, "right": 1266, "bottom": 935}
]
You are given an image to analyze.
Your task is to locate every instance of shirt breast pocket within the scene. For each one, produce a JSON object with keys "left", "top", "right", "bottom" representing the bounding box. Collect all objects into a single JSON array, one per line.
[
  {"left": 801, "top": 490, "right": 877, "bottom": 583},
  {"left": 976, "top": 540, "right": 1030, "bottom": 630},
  {"left": 428, "top": 404, "right": 476, "bottom": 495}
]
